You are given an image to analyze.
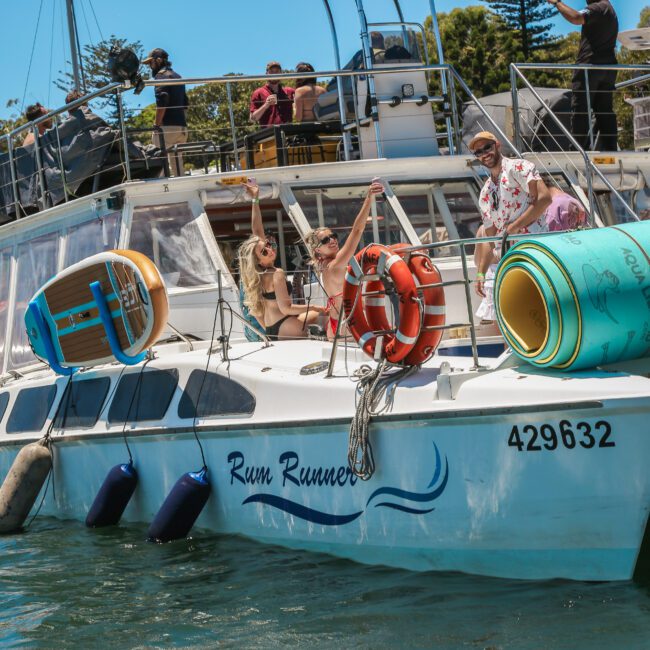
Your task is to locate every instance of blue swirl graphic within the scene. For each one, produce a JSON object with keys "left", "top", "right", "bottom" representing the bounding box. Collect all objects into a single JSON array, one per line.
[
  {"left": 366, "top": 443, "right": 449, "bottom": 509},
  {"left": 374, "top": 503, "right": 436, "bottom": 515},
  {"left": 242, "top": 494, "right": 363, "bottom": 526}
]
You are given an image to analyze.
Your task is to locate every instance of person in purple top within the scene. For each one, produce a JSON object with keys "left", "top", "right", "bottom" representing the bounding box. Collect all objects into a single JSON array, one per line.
[
  {"left": 548, "top": 0, "right": 619, "bottom": 150},
  {"left": 250, "top": 61, "right": 295, "bottom": 126},
  {"left": 545, "top": 187, "right": 587, "bottom": 231}
]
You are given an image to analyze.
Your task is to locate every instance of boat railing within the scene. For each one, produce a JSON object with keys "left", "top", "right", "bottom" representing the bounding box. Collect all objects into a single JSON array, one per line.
[
  {"left": 510, "top": 62, "right": 650, "bottom": 224},
  {"left": 0, "top": 62, "right": 531, "bottom": 223},
  {"left": 325, "top": 231, "right": 543, "bottom": 377}
]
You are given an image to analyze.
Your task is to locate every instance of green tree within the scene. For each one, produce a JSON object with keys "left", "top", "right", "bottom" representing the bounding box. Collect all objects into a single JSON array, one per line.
[
  {"left": 481, "top": 0, "right": 556, "bottom": 60},
  {"left": 55, "top": 36, "right": 144, "bottom": 124}
]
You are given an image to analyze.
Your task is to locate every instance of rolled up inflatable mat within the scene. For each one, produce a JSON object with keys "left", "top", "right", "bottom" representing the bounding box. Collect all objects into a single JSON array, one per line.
[
  {"left": 25, "top": 249, "right": 168, "bottom": 369},
  {"left": 86, "top": 462, "right": 138, "bottom": 528},
  {"left": 0, "top": 439, "right": 52, "bottom": 533},
  {"left": 494, "top": 222, "right": 650, "bottom": 371},
  {"left": 147, "top": 468, "right": 210, "bottom": 543}
]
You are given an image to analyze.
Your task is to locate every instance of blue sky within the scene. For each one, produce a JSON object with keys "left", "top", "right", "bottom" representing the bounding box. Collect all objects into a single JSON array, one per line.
[{"left": 0, "top": 0, "right": 642, "bottom": 120}]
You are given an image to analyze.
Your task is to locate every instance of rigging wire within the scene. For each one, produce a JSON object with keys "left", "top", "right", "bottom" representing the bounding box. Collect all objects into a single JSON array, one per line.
[
  {"left": 87, "top": 0, "right": 104, "bottom": 42},
  {"left": 21, "top": 0, "right": 46, "bottom": 111},
  {"left": 47, "top": 0, "right": 57, "bottom": 106},
  {"left": 78, "top": 0, "right": 94, "bottom": 53}
]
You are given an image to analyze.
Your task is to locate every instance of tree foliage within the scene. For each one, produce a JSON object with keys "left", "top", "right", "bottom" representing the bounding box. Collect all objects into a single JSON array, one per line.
[{"left": 480, "top": 0, "right": 556, "bottom": 60}]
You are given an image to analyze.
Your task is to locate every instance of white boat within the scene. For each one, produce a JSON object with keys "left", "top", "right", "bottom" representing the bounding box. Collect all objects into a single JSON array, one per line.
[{"left": 0, "top": 1, "right": 649, "bottom": 582}]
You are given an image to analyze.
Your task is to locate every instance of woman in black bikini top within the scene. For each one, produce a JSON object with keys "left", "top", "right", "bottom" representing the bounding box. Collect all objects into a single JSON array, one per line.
[{"left": 238, "top": 179, "right": 327, "bottom": 340}]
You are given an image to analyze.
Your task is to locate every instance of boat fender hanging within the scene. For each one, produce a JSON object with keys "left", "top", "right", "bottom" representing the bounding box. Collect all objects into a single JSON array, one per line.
[
  {"left": 147, "top": 468, "right": 211, "bottom": 543},
  {"left": 0, "top": 438, "right": 52, "bottom": 534},
  {"left": 86, "top": 462, "right": 138, "bottom": 528}
]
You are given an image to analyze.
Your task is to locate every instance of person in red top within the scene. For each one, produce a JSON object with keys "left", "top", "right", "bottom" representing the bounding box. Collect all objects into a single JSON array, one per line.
[{"left": 250, "top": 61, "right": 295, "bottom": 126}]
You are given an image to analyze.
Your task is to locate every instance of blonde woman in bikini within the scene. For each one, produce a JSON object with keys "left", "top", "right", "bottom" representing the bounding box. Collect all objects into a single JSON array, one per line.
[
  {"left": 239, "top": 180, "right": 328, "bottom": 340},
  {"left": 305, "top": 180, "right": 384, "bottom": 338}
]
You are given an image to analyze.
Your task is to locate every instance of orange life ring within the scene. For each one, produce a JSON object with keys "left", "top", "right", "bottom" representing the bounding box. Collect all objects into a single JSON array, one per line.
[
  {"left": 343, "top": 244, "right": 420, "bottom": 363},
  {"left": 365, "top": 245, "right": 446, "bottom": 365},
  {"left": 403, "top": 252, "right": 445, "bottom": 365}
]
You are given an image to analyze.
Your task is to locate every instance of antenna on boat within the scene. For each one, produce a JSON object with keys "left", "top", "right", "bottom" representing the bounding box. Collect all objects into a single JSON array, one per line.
[{"left": 65, "top": 0, "right": 85, "bottom": 92}]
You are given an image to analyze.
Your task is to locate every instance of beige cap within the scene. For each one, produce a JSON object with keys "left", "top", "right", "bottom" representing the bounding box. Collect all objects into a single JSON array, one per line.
[{"left": 468, "top": 131, "right": 499, "bottom": 151}]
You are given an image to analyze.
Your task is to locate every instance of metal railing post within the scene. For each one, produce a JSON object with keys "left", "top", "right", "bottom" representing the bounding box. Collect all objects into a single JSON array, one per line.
[
  {"left": 584, "top": 68, "right": 595, "bottom": 150},
  {"left": 459, "top": 244, "right": 480, "bottom": 370},
  {"left": 32, "top": 126, "right": 49, "bottom": 210},
  {"left": 446, "top": 67, "right": 462, "bottom": 153},
  {"left": 116, "top": 89, "right": 131, "bottom": 182},
  {"left": 53, "top": 121, "right": 69, "bottom": 203},
  {"left": 510, "top": 64, "right": 522, "bottom": 152},
  {"left": 6, "top": 136, "right": 20, "bottom": 218},
  {"left": 225, "top": 81, "right": 240, "bottom": 170}
]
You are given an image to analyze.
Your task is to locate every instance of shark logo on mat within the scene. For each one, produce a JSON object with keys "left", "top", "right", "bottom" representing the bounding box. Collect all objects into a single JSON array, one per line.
[{"left": 583, "top": 264, "right": 620, "bottom": 324}]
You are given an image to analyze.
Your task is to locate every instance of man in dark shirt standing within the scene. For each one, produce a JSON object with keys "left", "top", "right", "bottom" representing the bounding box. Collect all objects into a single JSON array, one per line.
[
  {"left": 548, "top": 0, "right": 619, "bottom": 151},
  {"left": 143, "top": 48, "right": 189, "bottom": 176},
  {"left": 250, "top": 61, "right": 295, "bottom": 126}
]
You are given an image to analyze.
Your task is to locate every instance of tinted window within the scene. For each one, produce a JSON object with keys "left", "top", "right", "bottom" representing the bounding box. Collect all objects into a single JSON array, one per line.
[
  {"left": 108, "top": 369, "right": 178, "bottom": 424},
  {"left": 54, "top": 377, "right": 111, "bottom": 429},
  {"left": 0, "top": 393, "right": 9, "bottom": 422},
  {"left": 6, "top": 385, "right": 57, "bottom": 433},
  {"left": 178, "top": 370, "right": 255, "bottom": 419}
]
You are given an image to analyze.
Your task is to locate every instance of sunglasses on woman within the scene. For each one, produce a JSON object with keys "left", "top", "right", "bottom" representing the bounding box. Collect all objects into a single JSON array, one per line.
[
  {"left": 318, "top": 232, "right": 339, "bottom": 246},
  {"left": 260, "top": 240, "right": 278, "bottom": 257}
]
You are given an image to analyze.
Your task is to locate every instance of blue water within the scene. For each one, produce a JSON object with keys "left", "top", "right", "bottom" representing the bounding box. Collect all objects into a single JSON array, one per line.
[{"left": 1, "top": 519, "right": 650, "bottom": 649}]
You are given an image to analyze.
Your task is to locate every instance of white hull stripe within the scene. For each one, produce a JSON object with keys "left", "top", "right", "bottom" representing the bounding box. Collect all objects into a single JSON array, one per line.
[
  {"left": 396, "top": 330, "right": 418, "bottom": 345},
  {"left": 424, "top": 305, "right": 446, "bottom": 316}
]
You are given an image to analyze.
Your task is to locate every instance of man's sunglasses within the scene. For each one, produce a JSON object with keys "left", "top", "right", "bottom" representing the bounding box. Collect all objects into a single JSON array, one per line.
[
  {"left": 318, "top": 232, "right": 339, "bottom": 246},
  {"left": 260, "top": 240, "right": 278, "bottom": 257},
  {"left": 473, "top": 142, "right": 496, "bottom": 157}
]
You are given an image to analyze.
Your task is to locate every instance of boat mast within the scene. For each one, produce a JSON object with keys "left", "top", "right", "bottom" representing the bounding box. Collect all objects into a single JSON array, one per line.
[{"left": 65, "top": 0, "right": 83, "bottom": 92}]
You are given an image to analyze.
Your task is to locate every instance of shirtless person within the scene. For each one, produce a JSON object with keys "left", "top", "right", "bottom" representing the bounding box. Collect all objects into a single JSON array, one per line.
[{"left": 305, "top": 180, "right": 385, "bottom": 338}]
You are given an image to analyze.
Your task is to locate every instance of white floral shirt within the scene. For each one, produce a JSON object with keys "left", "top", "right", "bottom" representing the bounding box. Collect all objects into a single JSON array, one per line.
[{"left": 479, "top": 157, "right": 548, "bottom": 234}]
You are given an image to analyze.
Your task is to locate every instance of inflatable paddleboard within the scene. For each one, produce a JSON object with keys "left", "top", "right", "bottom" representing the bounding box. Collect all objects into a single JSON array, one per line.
[{"left": 25, "top": 250, "right": 168, "bottom": 371}]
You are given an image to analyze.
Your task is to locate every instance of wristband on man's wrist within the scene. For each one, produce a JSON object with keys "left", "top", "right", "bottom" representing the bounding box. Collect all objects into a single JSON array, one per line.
[
  {"left": 252, "top": 197, "right": 260, "bottom": 204},
  {"left": 476, "top": 272, "right": 486, "bottom": 279}
]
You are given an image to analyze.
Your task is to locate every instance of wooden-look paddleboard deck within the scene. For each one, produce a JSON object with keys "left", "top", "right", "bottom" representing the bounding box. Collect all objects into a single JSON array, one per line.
[{"left": 25, "top": 250, "right": 168, "bottom": 368}]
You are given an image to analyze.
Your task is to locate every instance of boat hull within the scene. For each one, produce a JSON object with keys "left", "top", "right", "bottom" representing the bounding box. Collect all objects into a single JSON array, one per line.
[{"left": 2, "top": 396, "right": 648, "bottom": 581}]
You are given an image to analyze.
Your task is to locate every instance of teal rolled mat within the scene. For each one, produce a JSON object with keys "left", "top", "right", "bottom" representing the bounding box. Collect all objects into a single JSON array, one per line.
[{"left": 494, "top": 222, "right": 650, "bottom": 370}]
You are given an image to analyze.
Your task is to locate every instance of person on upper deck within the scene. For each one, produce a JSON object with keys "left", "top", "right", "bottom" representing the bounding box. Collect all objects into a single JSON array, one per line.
[
  {"left": 21, "top": 103, "right": 52, "bottom": 146},
  {"left": 470, "top": 131, "right": 552, "bottom": 299},
  {"left": 250, "top": 61, "right": 295, "bottom": 127},
  {"left": 293, "top": 63, "right": 326, "bottom": 123},
  {"left": 305, "top": 180, "right": 385, "bottom": 339},
  {"left": 143, "top": 47, "right": 189, "bottom": 177},
  {"left": 548, "top": 0, "right": 619, "bottom": 151},
  {"left": 238, "top": 179, "right": 327, "bottom": 341}
]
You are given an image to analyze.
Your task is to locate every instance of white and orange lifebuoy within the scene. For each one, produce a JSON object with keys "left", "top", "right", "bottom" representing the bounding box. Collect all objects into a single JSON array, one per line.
[
  {"left": 343, "top": 243, "right": 446, "bottom": 365},
  {"left": 343, "top": 244, "right": 420, "bottom": 363}
]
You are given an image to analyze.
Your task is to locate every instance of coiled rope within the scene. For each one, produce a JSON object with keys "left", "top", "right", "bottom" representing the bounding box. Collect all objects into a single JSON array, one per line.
[{"left": 348, "top": 360, "right": 417, "bottom": 481}]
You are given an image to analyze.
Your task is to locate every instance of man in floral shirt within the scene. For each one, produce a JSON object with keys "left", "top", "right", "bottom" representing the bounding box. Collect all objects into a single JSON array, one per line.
[{"left": 470, "top": 131, "right": 552, "bottom": 298}]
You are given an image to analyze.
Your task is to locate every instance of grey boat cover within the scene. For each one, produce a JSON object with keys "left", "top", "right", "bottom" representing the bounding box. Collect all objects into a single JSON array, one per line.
[
  {"left": 462, "top": 87, "right": 572, "bottom": 155},
  {"left": 0, "top": 107, "right": 117, "bottom": 219}
]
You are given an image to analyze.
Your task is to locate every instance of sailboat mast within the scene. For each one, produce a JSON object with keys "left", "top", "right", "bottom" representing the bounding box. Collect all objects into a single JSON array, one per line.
[{"left": 65, "top": 0, "right": 83, "bottom": 92}]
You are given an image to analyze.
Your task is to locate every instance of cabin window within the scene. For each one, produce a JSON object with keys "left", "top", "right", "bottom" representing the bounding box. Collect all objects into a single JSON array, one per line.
[
  {"left": 0, "top": 247, "right": 13, "bottom": 372},
  {"left": 64, "top": 212, "right": 120, "bottom": 267},
  {"left": 293, "top": 184, "right": 410, "bottom": 251},
  {"left": 108, "top": 368, "right": 179, "bottom": 424},
  {"left": 391, "top": 180, "right": 482, "bottom": 257},
  {"left": 129, "top": 202, "right": 217, "bottom": 288},
  {"left": 10, "top": 234, "right": 58, "bottom": 369},
  {"left": 178, "top": 370, "right": 255, "bottom": 419},
  {"left": 53, "top": 377, "right": 111, "bottom": 429},
  {"left": 0, "top": 392, "right": 9, "bottom": 423},
  {"left": 6, "top": 385, "right": 57, "bottom": 433}
]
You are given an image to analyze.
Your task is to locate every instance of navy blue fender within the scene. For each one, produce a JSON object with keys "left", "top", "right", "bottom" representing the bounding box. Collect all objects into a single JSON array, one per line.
[
  {"left": 147, "top": 468, "right": 211, "bottom": 543},
  {"left": 86, "top": 463, "right": 138, "bottom": 528}
]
